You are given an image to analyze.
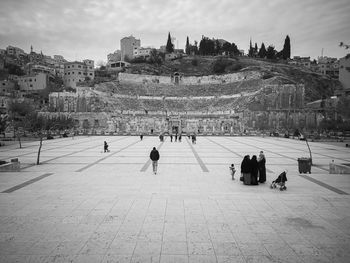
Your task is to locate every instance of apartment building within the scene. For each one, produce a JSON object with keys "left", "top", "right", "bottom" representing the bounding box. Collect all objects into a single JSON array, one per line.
[
  {"left": 63, "top": 60, "right": 94, "bottom": 88},
  {"left": 107, "top": 50, "right": 121, "bottom": 63},
  {"left": 289, "top": 56, "right": 311, "bottom": 68},
  {"left": 133, "top": 47, "right": 152, "bottom": 58},
  {"left": 120, "top": 35, "right": 140, "bottom": 61},
  {"left": 339, "top": 55, "right": 350, "bottom": 91},
  {"left": 17, "top": 73, "right": 48, "bottom": 92},
  {"left": 0, "top": 80, "right": 15, "bottom": 95},
  {"left": 6, "top": 46, "right": 25, "bottom": 57},
  {"left": 317, "top": 56, "right": 339, "bottom": 79}
]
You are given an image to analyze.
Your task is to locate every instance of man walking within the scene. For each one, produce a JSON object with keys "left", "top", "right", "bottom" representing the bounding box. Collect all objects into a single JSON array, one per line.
[{"left": 150, "top": 147, "right": 160, "bottom": 174}]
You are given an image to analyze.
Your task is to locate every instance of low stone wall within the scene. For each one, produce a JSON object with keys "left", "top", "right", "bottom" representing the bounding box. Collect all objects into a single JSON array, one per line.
[
  {"left": 329, "top": 162, "right": 350, "bottom": 174},
  {"left": 0, "top": 159, "right": 20, "bottom": 172}
]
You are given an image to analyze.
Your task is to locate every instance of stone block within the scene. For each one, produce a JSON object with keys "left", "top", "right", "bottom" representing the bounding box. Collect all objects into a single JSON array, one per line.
[
  {"left": 329, "top": 162, "right": 350, "bottom": 174},
  {"left": 0, "top": 161, "right": 20, "bottom": 172}
]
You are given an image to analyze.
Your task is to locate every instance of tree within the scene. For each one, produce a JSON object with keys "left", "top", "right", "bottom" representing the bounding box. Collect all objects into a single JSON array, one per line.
[
  {"left": 266, "top": 45, "right": 277, "bottom": 59},
  {"left": 222, "top": 42, "right": 232, "bottom": 53},
  {"left": 149, "top": 49, "right": 162, "bottom": 65},
  {"left": 215, "top": 39, "right": 222, "bottom": 55},
  {"left": 5, "top": 63, "right": 25, "bottom": 76},
  {"left": 8, "top": 101, "right": 34, "bottom": 148},
  {"left": 166, "top": 32, "right": 174, "bottom": 53},
  {"left": 337, "top": 96, "right": 350, "bottom": 120},
  {"left": 0, "top": 114, "right": 8, "bottom": 137},
  {"left": 281, "top": 35, "right": 291, "bottom": 59},
  {"left": 199, "top": 36, "right": 215, "bottom": 56},
  {"left": 258, "top": 43, "right": 267, "bottom": 58},
  {"left": 230, "top": 43, "right": 240, "bottom": 55},
  {"left": 185, "top": 36, "right": 190, "bottom": 55},
  {"left": 248, "top": 39, "right": 254, "bottom": 57},
  {"left": 254, "top": 43, "right": 258, "bottom": 56}
]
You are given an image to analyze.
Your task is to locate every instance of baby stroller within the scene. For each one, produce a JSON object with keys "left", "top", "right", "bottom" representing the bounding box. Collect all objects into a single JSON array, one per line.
[{"left": 270, "top": 171, "right": 287, "bottom": 191}]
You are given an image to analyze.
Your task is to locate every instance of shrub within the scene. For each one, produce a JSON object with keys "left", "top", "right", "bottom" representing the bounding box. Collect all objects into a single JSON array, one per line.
[
  {"left": 191, "top": 58, "right": 198, "bottom": 66},
  {"left": 212, "top": 58, "right": 231, "bottom": 74}
]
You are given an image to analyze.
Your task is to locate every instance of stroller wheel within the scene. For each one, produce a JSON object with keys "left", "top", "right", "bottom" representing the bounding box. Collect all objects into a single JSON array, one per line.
[
  {"left": 270, "top": 184, "right": 273, "bottom": 189},
  {"left": 280, "top": 187, "right": 284, "bottom": 191}
]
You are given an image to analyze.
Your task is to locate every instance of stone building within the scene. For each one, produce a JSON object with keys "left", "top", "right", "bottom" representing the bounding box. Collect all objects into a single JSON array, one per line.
[
  {"left": 339, "top": 55, "right": 350, "bottom": 93},
  {"left": 120, "top": 35, "right": 140, "bottom": 61},
  {"left": 63, "top": 60, "right": 94, "bottom": 88}
]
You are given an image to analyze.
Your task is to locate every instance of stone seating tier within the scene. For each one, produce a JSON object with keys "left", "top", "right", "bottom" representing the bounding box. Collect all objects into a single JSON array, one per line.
[{"left": 97, "top": 79, "right": 263, "bottom": 98}]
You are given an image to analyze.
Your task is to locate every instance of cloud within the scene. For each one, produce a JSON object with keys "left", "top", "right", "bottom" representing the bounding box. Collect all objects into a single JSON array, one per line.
[{"left": 0, "top": 0, "right": 349, "bottom": 62}]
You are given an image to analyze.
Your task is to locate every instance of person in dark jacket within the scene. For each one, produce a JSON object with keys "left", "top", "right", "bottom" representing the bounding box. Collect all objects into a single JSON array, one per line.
[
  {"left": 250, "top": 155, "right": 259, "bottom": 185},
  {"left": 150, "top": 147, "right": 160, "bottom": 174},
  {"left": 104, "top": 141, "right": 109, "bottom": 153},
  {"left": 258, "top": 151, "right": 266, "bottom": 183},
  {"left": 241, "top": 155, "right": 251, "bottom": 185}
]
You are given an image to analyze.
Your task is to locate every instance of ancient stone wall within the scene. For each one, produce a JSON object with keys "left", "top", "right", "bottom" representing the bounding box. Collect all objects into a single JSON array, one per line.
[{"left": 119, "top": 71, "right": 262, "bottom": 86}]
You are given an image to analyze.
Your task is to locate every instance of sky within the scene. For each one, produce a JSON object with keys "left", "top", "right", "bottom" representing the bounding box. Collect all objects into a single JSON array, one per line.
[{"left": 0, "top": 0, "right": 349, "bottom": 64}]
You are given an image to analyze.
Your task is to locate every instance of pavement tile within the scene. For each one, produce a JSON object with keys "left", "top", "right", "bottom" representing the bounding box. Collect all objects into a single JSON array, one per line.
[
  {"left": 188, "top": 255, "right": 217, "bottom": 263},
  {"left": 161, "top": 241, "right": 188, "bottom": 255},
  {"left": 160, "top": 254, "right": 189, "bottom": 263},
  {"left": 1, "top": 136, "right": 350, "bottom": 261},
  {"left": 101, "top": 254, "right": 132, "bottom": 263},
  {"left": 187, "top": 242, "right": 214, "bottom": 255},
  {"left": 130, "top": 254, "right": 160, "bottom": 263}
]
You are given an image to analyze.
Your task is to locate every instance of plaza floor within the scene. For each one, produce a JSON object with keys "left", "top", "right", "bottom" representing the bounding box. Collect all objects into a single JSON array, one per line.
[{"left": 0, "top": 135, "right": 349, "bottom": 263}]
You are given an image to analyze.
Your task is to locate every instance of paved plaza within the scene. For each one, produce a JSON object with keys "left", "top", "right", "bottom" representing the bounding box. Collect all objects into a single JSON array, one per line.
[{"left": 0, "top": 135, "right": 350, "bottom": 263}]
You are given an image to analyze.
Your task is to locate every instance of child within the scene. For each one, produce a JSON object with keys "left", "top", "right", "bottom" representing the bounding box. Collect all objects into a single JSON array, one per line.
[{"left": 229, "top": 164, "right": 236, "bottom": 180}]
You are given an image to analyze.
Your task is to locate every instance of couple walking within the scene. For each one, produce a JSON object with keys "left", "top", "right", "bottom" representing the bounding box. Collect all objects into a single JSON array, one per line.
[{"left": 241, "top": 151, "right": 266, "bottom": 185}]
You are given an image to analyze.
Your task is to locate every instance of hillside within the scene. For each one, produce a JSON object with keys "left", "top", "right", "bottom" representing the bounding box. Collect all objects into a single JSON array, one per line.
[{"left": 125, "top": 56, "right": 342, "bottom": 103}]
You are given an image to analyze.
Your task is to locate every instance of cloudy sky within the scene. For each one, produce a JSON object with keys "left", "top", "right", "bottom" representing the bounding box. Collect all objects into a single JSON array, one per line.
[{"left": 0, "top": 0, "right": 349, "bottom": 64}]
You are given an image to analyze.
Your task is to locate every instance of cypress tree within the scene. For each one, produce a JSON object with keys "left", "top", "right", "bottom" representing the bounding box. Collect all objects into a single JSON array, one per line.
[
  {"left": 248, "top": 38, "right": 253, "bottom": 57},
  {"left": 258, "top": 43, "right": 267, "bottom": 58},
  {"left": 282, "top": 35, "right": 291, "bottom": 59},
  {"left": 185, "top": 36, "right": 190, "bottom": 55},
  {"left": 166, "top": 32, "right": 174, "bottom": 53}
]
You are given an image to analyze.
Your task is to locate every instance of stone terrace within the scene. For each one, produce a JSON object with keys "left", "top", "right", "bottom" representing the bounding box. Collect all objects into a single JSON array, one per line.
[{"left": 0, "top": 136, "right": 349, "bottom": 263}]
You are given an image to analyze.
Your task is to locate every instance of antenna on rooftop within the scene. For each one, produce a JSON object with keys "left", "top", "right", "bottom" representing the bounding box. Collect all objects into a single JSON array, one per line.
[{"left": 321, "top": 48, "right": 324, "bottom": 57}]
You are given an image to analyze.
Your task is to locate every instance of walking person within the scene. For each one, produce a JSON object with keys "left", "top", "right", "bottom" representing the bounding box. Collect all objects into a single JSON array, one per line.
[
  {"left": 150, "top": 147, "right": 160, "bottom": 174},
  {"left": 229, "top": 164, "right": 236, "bottom": 180},
  {"left": 258, "top": 151, "right": 266, "bottom": 183},
  {"left": 175, "top": 133, "right": 178, "bottom": 142},
  {"left": 240, "top": 155, "right": 251, "bottom": 185},
  {"left": 104, "top": 141, "right": 109, "bottom": 153},
  {"left": 140, "top": 134, "right": 143, "bottom": 141},
  {"left": 170, "top": 134, "right": 173, "bottom": 142},
  {"left": 179, "top": 134, "right": 182, "bottom": 142},
  {"left": 250, "top": 155, "right": 259, "bottom": 185}
]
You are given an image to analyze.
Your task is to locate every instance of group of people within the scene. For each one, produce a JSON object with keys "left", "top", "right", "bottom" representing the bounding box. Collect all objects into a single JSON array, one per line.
[
  {"left": 169, "top": 133, "right": 182, "bottom": 142},
  {"left": 239, "top": 151, "right": 266, "bottom": 185}
]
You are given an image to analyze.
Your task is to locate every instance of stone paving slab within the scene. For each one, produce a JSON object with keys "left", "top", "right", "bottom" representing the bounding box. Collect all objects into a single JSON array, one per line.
[{"left": 0, "top": 136, "right": 349, "bottom": 263}]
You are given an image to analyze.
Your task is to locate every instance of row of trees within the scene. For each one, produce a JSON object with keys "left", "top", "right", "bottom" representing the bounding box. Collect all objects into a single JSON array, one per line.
[
  {"left": 167, "top": 33, "right": 291, "bottom": 60},
  {"left": 248, "top": 35, "right": 291, "bottom": 60},
  {"left": 184, "top": 35, "right": 241, "bottom": 56},
  {"left": 1, "top": 101, "right": 75, "bottom": 164}
]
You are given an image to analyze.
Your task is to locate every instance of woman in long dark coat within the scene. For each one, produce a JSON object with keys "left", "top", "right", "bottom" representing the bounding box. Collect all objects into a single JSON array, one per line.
[
  {"left": 250, "top": 155, "right": 259, "bottom": 185},
  {"left": 258, "top": 151, "right": 266, "bottom": 183},
  {"left": 241, "top": 155, "right": 251, "bottom": 185}
]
